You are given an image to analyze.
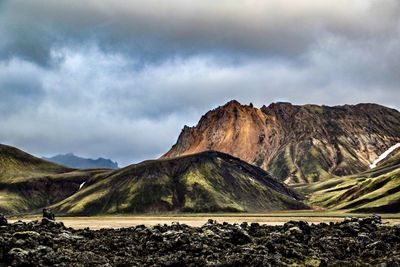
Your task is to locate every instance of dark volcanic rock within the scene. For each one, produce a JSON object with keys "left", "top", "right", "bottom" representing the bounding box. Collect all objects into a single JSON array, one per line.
[
  {"left": 0, "top": 214, "right": 7, "bottom": 226},
  {"left": 0, "top": 216, "right": 400, "bottom": 266},
  {"left": 42, "top": 209, "right": 55, "bottom": 221}
]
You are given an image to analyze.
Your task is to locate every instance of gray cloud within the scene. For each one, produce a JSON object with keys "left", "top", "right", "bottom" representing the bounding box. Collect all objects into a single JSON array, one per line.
[
  {"left": 0, "top": 59, "right": 44, "bottom": 114},
  {"left": 1, "top": 0, "right": 399, "bottom": 64},
  {"left": 0, "top": 0, "right": 399, "bottom": 166}
]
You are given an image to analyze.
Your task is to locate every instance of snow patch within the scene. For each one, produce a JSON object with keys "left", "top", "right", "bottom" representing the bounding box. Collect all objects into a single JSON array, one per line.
[
  {"left": 370, "top": 143, "right": 400, "bottom": 169},
  {"left": 78, "top": 181, "right": 86, "bottom": 191}
]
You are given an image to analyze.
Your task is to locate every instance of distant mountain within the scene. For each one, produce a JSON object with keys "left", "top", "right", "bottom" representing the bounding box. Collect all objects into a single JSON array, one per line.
[
  {"left": 0, "top": 144, "right": 111, "bottom": 214},
  {"left": 299, "top": 147, "right": 400, "bottom": 213},
  {"left": 163, "top": 100, "right": 400, "bottom": 184},
  {"left": 43, "top": 153, "right": 119, "bottom": 169},
  {"left": 52, "top": 151, "right": 307, "bottom": 215}
]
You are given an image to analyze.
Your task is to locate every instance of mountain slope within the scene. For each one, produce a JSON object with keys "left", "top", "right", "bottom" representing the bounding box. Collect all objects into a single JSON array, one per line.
[
  {"left": 298, "top": 148, "right": 400, "bottom": 213},
  {"left": 43, "top": 153, "right": 118, "bottom": 169},
  {"left": 163, "top": 100, "right": 400, "bottom": 184},
  {"left": 0, "top": 144, "right": 111, "bottom": 214},
  {"left": 52, "top": 151, "right": 307, "bottom": 215},
  {"left": 0, "top": 144, "right": 69, "bottom": 183}
]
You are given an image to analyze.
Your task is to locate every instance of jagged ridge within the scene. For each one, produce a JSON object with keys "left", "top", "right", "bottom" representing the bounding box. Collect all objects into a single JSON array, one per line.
[{"left": 163, "top": 100, "right": 400, "bottom": 184}]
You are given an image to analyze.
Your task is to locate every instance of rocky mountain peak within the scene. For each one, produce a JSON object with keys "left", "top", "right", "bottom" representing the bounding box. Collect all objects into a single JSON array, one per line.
[{"left": 163, "top": 100, "right": 400, "bottom": 184}]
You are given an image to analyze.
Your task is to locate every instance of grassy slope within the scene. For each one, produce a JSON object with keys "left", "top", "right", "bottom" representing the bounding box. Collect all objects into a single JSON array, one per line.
[
  {"left": 0, "top": 144, "right": 69, "bottom": 183},
  {"left": 52, "top": 151, "right": 308, "bottom": 215},
  {"left": 269, "top": 142, "right": 334, "bottom": 184},
  {"left": 0, "top": 144, "right": 112, "bottom": 214},
  {"left": 297, "top": 150, "right": 400, "bottom": 213}
]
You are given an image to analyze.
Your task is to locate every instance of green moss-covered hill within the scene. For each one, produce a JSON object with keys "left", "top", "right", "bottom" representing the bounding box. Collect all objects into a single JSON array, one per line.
[
  {"left": 0, "top": 144, "right": 70, "bottom": 183},
  {"left": 298, "top": 148, "right": 400, "bottom": 213},
  {"left": 52, "top": 151, "right": 308, "bottom": 215},
  {"left": 0, "top": 144, "right": 111, "bottom": 214}
]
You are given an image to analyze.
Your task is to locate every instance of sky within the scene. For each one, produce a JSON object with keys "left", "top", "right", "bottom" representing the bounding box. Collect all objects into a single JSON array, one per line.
[{"left": 0, "top": 0, "right": 399, "bottom": 166}]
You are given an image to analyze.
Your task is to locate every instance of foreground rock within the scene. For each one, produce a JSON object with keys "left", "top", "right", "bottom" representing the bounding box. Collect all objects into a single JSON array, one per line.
[
  {"left": 0, "top": 214, "right": 7, "bottom": 225},
  {"left": 1, "top": 216, "right": 399, "bottom": 266}
]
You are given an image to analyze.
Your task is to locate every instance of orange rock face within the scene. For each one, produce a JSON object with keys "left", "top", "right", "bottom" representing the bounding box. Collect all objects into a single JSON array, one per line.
[{"left": 163, "top": 100, "right": 400, "bottom": 184}]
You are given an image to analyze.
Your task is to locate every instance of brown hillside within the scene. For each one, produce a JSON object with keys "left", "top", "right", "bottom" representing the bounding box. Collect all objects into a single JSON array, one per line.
[{"left": 163, "top": 101, "right": 400, "bottom": 184}]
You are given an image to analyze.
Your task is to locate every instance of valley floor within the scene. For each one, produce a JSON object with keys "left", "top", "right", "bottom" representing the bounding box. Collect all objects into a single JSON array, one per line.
[{"left": 9, "top": 211, "right": 400, "bottom": 229}]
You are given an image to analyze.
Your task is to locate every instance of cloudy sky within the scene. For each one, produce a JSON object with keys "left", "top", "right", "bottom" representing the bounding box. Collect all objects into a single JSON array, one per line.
[{"left": 1, "top": 0, "right": 399, "bottom": 166}]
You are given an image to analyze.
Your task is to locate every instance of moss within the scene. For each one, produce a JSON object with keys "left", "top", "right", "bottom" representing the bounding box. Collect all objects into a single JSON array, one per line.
[
  {"left": 183, "top": 168, "right": 243, "bottom": 211},
  {"left": 44, "top": 151, "right": 307, "bottom": 215},
  {"left": 303, "top": 257, "right": 321, "bottom": 267},
  {"left": 297, "top": 141, "right": 332, "bottom": 183},
  {"left": 305, "top": 165, "right": 400, "bottom": 212},
  {"left": 253, "top": 153, "right": 265, "bottom": 167},
  {"left": 161, "top": 195, "right": 173, "bottom": 205},
  {"left": 68, "top": 189, "right": 109, "bottom": 213},
  {"left": 269, "top": 149, "right": 291, "bottom": 181},
  {"left": 0, "top": 191, "right": 29, "bottom": 213}
]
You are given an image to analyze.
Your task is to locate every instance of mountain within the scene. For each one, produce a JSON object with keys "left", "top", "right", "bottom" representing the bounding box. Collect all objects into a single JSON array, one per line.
[
  {"left": 43, "top": 153, "right": 118, "bottom": 169},
  {"left": 163, "top": 100, "right": 400, "bottom": 184},
  {"left": 52, "top": 151, "right": 307, "bottom": 215},
  {"left": 299, "top": 147, "right": 400, "bottom": 213},
  {"left": 0, "top": 144, "right": 306, "bottom": 215},
  {"left": 0, "top": 144, "right": 111, "bottom": 214}
]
